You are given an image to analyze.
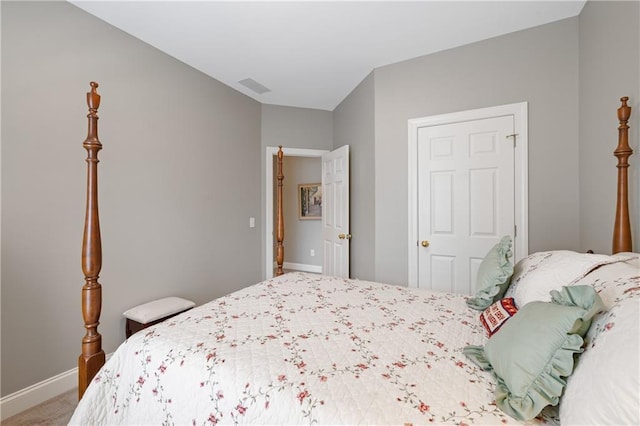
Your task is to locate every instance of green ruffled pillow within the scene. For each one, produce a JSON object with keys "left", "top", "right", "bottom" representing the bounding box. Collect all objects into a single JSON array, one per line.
[
  {"left": 466, "top": 236, "right": 514, "bottom": 310},
  {"left": 463, "top": 285, "right": 604, "bottom": 421}
]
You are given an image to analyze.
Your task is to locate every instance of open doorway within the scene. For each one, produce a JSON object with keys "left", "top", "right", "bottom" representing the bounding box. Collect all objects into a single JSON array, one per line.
[{"left": 264, "top": 147, "right": 328, "bottom": 279}]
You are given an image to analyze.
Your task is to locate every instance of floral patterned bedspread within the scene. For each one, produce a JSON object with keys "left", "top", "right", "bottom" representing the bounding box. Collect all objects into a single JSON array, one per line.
[{"left": 70, "top": 273, "right": 549, "bottom": 425}]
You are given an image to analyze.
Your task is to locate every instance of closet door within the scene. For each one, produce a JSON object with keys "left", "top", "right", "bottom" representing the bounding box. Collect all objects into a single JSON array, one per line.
[{"left": 417, "top": 116, "right": 515, "bottom": 294}]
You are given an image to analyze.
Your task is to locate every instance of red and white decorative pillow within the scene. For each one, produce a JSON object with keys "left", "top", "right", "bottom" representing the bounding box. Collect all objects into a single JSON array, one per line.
[{"left": 480, "top": 298, "right": 518, "bottom": 337}]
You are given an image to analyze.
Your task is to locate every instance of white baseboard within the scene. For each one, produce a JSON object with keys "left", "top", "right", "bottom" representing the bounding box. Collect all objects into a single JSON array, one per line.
[
  {"left": 273, "top": 261, "right": 322, "bottom": 274},
  {"left": 0, "top": 367, "right": 77, "bottom": 420},
  {"left": 0, "top": 353, "right": 112, "bottom": 420}
]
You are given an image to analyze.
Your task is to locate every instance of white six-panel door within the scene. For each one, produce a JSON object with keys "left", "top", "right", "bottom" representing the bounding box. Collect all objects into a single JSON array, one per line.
[
  {"left": 322, "top": 145, "right": 350, "bottom": 277},
  {"left": 417, "top": 116, "right": 515, "bottom": 294}
]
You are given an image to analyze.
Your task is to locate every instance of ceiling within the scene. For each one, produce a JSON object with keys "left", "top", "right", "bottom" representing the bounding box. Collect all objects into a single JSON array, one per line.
[{"left": 69, "top": 1, "right": 586, "bottom": 111}]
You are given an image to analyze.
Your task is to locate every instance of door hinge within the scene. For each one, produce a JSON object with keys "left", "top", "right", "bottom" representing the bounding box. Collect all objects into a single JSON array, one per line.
[{"left": 514, "top": 225, "right": 517, "bottom": 237}]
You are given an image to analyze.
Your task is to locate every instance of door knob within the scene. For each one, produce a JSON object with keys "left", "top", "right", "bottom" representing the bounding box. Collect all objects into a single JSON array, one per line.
[
  {"left": 421, "top": 240, "right": 430, "bottom": 247},
  {"left": 338, "top": 234, "right": 352, "bottom": 240}
]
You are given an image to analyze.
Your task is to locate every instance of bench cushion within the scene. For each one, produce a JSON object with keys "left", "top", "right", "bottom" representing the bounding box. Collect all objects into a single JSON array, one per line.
[{"left": 122, "top": 297, "right": 195, "bottom": 324}]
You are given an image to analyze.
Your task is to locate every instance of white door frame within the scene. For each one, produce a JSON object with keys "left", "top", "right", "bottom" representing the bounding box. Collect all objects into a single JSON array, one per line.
[
  {"left": 407, "top": 102, "right": 529, "bottom": 288},
  {"left": 265, "top": 146, "right": 329, "bottom": 279}
]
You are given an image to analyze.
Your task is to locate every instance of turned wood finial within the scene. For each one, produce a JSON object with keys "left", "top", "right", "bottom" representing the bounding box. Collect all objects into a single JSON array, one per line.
[
  {"left": 618, "top": 96, "right": 630, "bottom": 123},
  {"left": 85, "top": 82, "right": 101, "bottom": 147},
  {"left": 87, "top": 82, "right": 100, "bottom": 112},
  {"left": 612, "top": 96, "right": 633, "bottom": 254},
  {"left": 275, "top": 146, "right": 285, "bottom": 276},
  {"left": 79, "top": 82, "right": 106, "bottom": 400}
]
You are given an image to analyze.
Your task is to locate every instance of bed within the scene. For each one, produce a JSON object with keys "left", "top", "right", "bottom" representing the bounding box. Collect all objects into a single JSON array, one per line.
[{"left": 71, "top": 83, "right": 637, "bottom": 424}]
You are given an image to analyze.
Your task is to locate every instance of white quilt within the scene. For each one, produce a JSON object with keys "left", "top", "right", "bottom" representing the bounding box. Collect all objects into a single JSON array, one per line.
[{"left": 70, "top": 273, "right": 553, "bottom": 425}]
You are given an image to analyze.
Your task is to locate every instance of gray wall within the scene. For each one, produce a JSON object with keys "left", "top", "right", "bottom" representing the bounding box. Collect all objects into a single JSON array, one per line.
[
  {"left": 1, "top": 1, "right": 262, "bottom": 396},
  {"left": 261, "top": 105, "right": 334, "bottom": 151},
  {"left": 332, "top": 73, "right": 376, "bottom": 280},
  {"left": 274, "top": 157, "right": 322, "bottom": 267},
  {"left": 260, "top": 104, "right": 333, "bottom": 276},
  {"left": 373, "top": 18, "right": 580, "bottom": 285},
  {"left": 578, "top": 0, "right": 640, "bottom": 254},
  {"left": 334, "top": 2, "right": 640, "bottom": 285}
]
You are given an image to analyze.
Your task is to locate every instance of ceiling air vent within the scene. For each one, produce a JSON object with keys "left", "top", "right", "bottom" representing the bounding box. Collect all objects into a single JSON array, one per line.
[{"left": 238, "top": 78, "right": 271, "bottom": 95}]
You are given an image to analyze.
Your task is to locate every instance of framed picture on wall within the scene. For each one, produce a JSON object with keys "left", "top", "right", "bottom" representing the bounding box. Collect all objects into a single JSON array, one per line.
[{"left": 298, "top": 183, "right": 322, "bottom": 220}]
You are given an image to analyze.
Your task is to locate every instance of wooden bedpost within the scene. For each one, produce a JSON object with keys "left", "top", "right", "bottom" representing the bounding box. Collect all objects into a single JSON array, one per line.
[
  {"left": 612, "top": 97, "right": 633, "bottom": 254},
  {"left": 79, "top": 82, "right": 106, "bottom": 399},
  {"left": 275, "top": 146, "right": 285, "bottom": 276}
]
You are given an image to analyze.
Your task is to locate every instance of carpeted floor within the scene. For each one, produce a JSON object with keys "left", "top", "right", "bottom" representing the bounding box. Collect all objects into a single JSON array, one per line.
[{"left": 3, "top": 389, "right": 77, "bottom": 425}]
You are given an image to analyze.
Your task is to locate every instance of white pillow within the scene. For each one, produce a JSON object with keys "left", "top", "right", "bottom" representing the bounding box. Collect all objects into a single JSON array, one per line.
[
  {"left": 573, "top": 255, "right": 640, "bottom": 308},
  {"left": 560, "top": 298, "right": 640, "bottom": 425},
  {"left": 504, "top": 250, "right": 633, "bottom": 307}
]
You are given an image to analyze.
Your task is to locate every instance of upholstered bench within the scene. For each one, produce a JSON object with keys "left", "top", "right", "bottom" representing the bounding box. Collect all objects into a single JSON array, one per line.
[{"left": 123, "top": 297, "right": 195, "bottom": 338}]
